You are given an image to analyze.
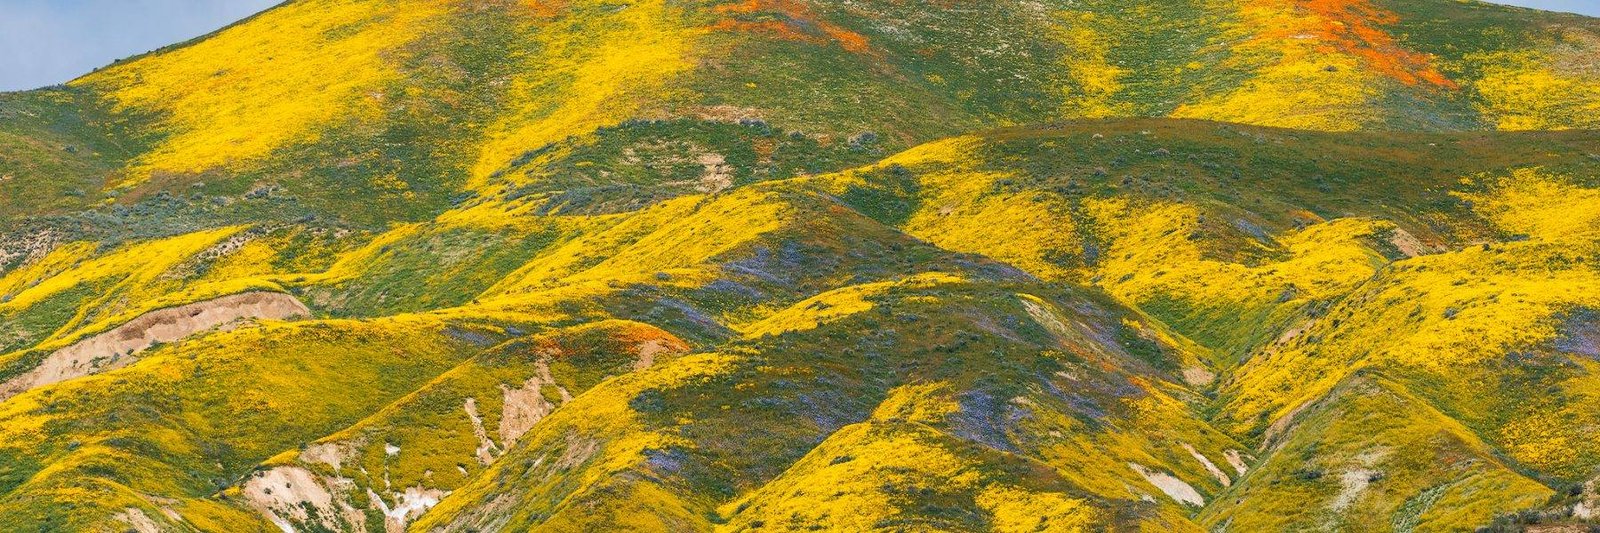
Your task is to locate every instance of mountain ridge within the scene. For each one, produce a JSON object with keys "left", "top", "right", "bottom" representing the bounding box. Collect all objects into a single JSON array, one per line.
[{"left": 3, "top": 0, "right": 1600, "bottom": 531}]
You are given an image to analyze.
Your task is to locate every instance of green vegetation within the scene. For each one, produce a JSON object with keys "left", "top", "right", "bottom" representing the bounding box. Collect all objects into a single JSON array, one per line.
[{"left": 2, "top": 0, "right": 1600, "bottom": 531}]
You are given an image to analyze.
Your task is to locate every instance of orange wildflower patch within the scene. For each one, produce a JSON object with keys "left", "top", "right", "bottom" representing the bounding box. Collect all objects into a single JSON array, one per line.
[
  {"left": 710, "top": 0, "right": 873, "bottom": 55},
  {"left": 753, "top": 137, "right": 778, "bottom": 162},
  {"left": 1260, "top": 0, "right": 1456, "bottom": 88},
  {"left": 520, "top": 0, "right": 571, "bottom": 19}
]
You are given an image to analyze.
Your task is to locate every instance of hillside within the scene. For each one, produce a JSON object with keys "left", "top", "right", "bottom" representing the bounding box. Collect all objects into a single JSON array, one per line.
[{"left": 2, "top": 0, "right": 1600, "bottom": 531}]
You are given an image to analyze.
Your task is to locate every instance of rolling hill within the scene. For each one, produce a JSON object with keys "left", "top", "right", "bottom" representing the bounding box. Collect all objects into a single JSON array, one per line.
[{"left": 3, "top": 0, "right": 1600, "bottom": 531}]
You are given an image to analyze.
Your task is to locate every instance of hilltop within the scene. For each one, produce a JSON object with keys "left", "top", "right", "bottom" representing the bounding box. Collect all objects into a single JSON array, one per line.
[
  {"left": 2, "top": 0, "right": 1600, "bottom": 531},
  {"left": 6, "top": 0, "right": 1600, "bottom": 229}
]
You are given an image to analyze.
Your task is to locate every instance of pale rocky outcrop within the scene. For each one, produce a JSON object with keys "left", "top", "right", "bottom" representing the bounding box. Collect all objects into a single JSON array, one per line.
[
  {"left": 1331, "top": 449, "right": 1389, "bottom": 513},
  {"left": 1333, "top": 469, "right": 1378, "bottom": 512},
  {"left": 244, "top": 465, "right": 446, "bottom": 533},
  {"left": 1573, "top": 480, "right": 1599, "bottom": 520},
  {"left": 1181, "top": 366, "right": 1216, "bottom": 386},
  {"left": 634, "top": 338, "right": 676, "bottom": 371},
  {"left": 0, "top": 291, "right": 308, "bottom": 401},
  {"left": 498, "top": 360, "right": 569, "bottom": 445},
  {"left": 465, "top": 397, "right": 501, "bottom": 465},
  {"left": 1128, "top": 462, "right": 1205, "bottom": 506},
  {"left": 1181, "top": 442, "right": 1231, "bottom": 487},
  {"left": 697, "top": 152, "right": 734, "bottom": 193},
  {"left": 1223, "top": 449, "right": 1251, "bottom": 476},
  {"left": 300, "top": 440, "right": 361, "bottom": 472},
  {"left": 259, "top": 441, "right": 447, "bottom": 533},
  {"left": 242, "top": 466, "right": 367, "bottom": 533},
  {"left": 112, "top": 508, "right": 162, "bottom": 533},
  {"left": 1387, "top": 227, "right": 1431, "bottom": 258},
  {"left": 370, "top": 486, "right": 447, "bottom": 533}
]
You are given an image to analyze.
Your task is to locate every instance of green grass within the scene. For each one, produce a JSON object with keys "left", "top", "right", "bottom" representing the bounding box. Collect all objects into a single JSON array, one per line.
[{"left": 0, "top": 0, "right": 1598, "bottom": 530}]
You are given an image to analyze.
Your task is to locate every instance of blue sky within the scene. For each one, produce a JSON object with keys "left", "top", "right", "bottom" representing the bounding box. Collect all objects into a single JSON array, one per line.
[
  {"left": 0, "top": 0, "right": 1597, "bottom": 92},
  {"left": 0, "top": 0, "right": 279, "bottom": 91},
  {"left": 1500, "top": 1, "right": 1600, "bottom": 18}
]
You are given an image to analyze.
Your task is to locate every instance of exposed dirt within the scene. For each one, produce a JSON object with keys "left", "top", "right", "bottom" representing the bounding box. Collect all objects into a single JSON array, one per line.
[
  {"left": 1387, "top": 228, "right": 1431, "bottom": 258},
  {"left": 1262, "top": 398, "right": 1316, "bottom": 447},
  {"left": 242, "top": 466, "right": 366, "bottom": 533},
  {"left": 300, "top": 440, "right": 361, "bottom": 472},
  {"left": 1331, "top": 449, "right": 1387, "bottom": 513},
  {"left": 1021, "top": 297, "right": 1073, "bottom": 341},
  {"left": 370, "top": 486, "right": 447, "bottom": 533},
  {"left": 112, "top": 507, "right": 162, "bottom": 533},
  {"left": 258, "top": 440, "right": 446, "bottom": 532},
  {"left": 497, "top": 360, "right": 569, "bottom": 445},
  {"left": 140, "top": 493, "right": 184, "bottom": 524},
  {"left": 693, "top": 104, "right": 765, "bottom": 123},
  {"left": 1182, "top": 442, "right": 1232, "bottom": 487},
  {"left": 465, "top": 397, "right": 501, "bottom": 464},
  {"left": 1182, "top": 366, "right": 1216, "bottom": 386},
  {"left": 1224, "top": 449, "right": 1251, "bottom": 476},
  {"left": 555, "top": 433, "right": 600, "bottom": 471},
  {"left": 0, "top": 230, "right": 59, "bottom": 271},
  {"left": 1333, "top": 468, "right": 1377, "bottom": 511},
  {"left": 1573, "top": 480, "right": 1598, "bottom": 520},
  {"left": 696, "top": 153, "right": 734, "bottom": 193},
  {"left": 0, "top": 291, "right": 308, "bottom": 401},
  {"left": 1128, "top": 462, "right": 1205, "bottom": 506},
  {"left": 633, "top": 338, "right": 679, "bottom": 371}
]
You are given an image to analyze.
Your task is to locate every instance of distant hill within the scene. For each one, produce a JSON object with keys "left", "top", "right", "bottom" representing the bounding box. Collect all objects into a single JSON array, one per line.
[{"left": 2, "top": 1, "right": 1600, "bottom": 531}]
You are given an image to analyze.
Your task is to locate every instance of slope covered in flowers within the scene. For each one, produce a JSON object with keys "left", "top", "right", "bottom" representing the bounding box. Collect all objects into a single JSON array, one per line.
[{"left": 1, "top": 0, "right": 1599, "bottom": 531}]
